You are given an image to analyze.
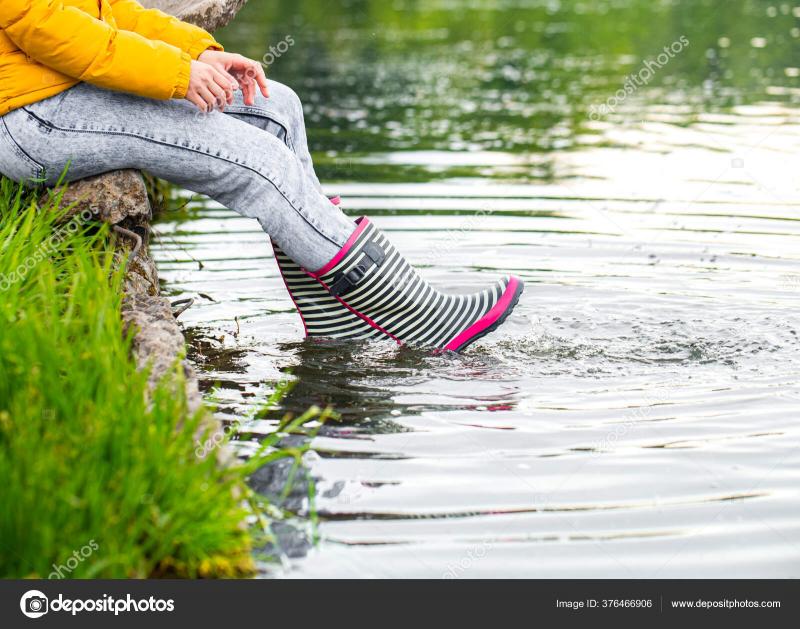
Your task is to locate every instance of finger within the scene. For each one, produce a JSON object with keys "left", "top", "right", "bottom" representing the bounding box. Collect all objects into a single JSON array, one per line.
[
  {"left": 187, "top": 92, "right": 208, "bottom": 113},
  {"left": 242, "top": 79, "right": 256, "bottom": 106},
  {"left": 252, "top": 62, "right": 269, "bottom": 98},
  {"left": 212, "top": 66, "right": 238, "bottom": 93},
  {"left": 224, "top": 75, "right": 237, "bottom": 103},
  {"left": 205, "top": 77, "right": 228, "bottom": 111},
  {"left": 197, "top": 85, "right": 218, "bottom": 112},
  {"left": 209, "top": 67, "right": 236, "bottom": 103}
]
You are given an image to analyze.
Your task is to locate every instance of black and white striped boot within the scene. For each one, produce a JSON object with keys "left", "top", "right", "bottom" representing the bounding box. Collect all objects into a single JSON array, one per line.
[
  {"left": 272, "top": 241, "right": 383, "bottom": 340},
  {"left": 309, "top": 217, "right": 524, "bottom": 352},
  {"left": 271, "top": 196, "right": 383, "bottom": 340}
]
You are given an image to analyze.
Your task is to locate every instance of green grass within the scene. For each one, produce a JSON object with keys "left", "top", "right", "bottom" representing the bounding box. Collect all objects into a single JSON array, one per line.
[{"left": 0, "top": 177, "right": 325, "bottom": 578}]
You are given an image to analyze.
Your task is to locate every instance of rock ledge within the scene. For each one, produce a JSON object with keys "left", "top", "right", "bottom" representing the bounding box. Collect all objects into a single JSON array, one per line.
[{"left": 139, "top": 0, "right": 249, "bottom": 32}]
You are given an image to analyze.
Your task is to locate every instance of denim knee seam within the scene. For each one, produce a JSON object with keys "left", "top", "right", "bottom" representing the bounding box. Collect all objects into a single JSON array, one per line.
[{"left": 1, "top": 118, "right": 45, "bottom": 179}]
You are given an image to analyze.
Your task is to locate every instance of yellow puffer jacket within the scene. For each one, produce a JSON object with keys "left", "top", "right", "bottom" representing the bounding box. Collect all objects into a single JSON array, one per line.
[{"left": 0, "top": 0, "right": 222, "bottom": 116}]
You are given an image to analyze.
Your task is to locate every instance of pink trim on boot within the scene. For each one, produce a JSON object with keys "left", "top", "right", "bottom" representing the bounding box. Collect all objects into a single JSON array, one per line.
[
  {"left": 310, "top": 216, "right": 371, "bottom": 277},
  {"left": 444, "top": 277, "right": 521, "bottom": 351}
]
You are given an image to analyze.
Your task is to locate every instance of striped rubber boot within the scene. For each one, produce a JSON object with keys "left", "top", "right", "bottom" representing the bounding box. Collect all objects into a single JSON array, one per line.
[
  {"left": 272, "top": 241, "right": 384, "bottom": 340},
  {"left": 271, "top": 198, "right": 383, "bottom": 339},
  {"left": 310, "top": 217, "right": 525, "bottom": 352}
]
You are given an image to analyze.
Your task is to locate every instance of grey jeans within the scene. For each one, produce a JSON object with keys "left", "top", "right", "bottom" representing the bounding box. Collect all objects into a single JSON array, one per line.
[{"left": 0, "top": 81, "right": 355, "bottom": 271}]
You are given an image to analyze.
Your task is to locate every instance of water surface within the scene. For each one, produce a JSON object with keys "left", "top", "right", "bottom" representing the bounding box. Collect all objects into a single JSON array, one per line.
[{"left": 153, "top": 0, "right": 800, "bottom": 577}]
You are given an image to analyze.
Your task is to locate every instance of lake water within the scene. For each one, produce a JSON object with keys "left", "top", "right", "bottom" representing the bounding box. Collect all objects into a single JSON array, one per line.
[{"left": 152, "top": 0, "right": 800, "bottom": 577}]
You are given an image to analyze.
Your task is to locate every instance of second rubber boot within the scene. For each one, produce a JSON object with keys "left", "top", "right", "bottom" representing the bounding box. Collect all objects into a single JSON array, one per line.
[
  {"left": 271, "top": 240, "right": 383, "bottom": 339},
  {"left": 309, "top": 217, "right": 525, "bottom": 352},
  {"left": 270, "top": 196, "right": 382, "bottom": 340}
]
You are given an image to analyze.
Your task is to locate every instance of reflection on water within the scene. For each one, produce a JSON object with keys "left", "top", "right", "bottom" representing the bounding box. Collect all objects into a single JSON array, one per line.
[{"left": 152, "top": 0, "right": 800, "bottom": 576}]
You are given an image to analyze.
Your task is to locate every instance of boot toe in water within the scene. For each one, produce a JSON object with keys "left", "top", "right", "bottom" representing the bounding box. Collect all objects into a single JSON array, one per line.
[
  {"left": 442, "top": 275, "right": 525, "bottom": 352},
  {"left": 310, "top": 217, "right": 525, "bottom": 353}
]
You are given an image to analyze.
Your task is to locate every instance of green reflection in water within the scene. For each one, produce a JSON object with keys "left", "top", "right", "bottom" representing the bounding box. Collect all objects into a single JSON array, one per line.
[{"left": 216, "top": 0, "right": 799, "bottom": 181}]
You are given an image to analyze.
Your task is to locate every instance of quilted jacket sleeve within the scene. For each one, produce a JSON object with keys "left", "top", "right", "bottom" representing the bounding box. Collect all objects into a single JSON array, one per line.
[
  {"left": 109, "top": 0, "right": 223, "bottom": 59},
  {"left": 0, "top": 0, "right": 194, "bottom": 99}
]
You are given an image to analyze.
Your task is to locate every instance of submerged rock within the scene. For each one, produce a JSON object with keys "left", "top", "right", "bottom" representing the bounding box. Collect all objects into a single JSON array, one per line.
[{"left": 139, "top": 0, "right": 249, "bottom": 32}]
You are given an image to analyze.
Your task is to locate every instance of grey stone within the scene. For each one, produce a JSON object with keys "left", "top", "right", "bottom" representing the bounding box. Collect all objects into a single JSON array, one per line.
[
  {"left": 45, "top": 170, "right": 152, "bottom": 225},
  {"left": 122, "top": 292, "right": 204, "bottom": 416},
  {"left": 122, "top": 242, "right": 160, "bottom": 298},
  {"left": 139, "top": 0, "right": 249, "bottom": 32},
  {"left": 121, "top": 236, "right": 224, "bottom": 459}
]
